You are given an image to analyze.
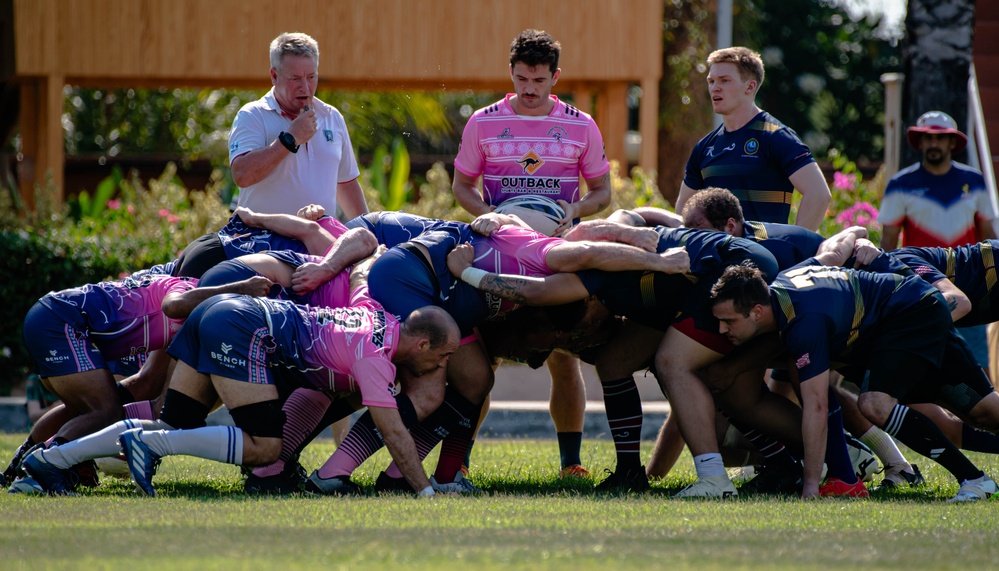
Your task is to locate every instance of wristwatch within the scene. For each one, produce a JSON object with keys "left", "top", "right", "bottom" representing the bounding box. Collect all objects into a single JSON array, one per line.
[{"left": 278, "top": 131, "right": 300, "bottom": 153}]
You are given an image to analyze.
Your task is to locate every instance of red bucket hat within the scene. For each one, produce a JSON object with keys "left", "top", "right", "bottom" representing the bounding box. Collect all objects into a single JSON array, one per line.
[{"left": 906, "top": 110, "right": 968, "bottom": 153}]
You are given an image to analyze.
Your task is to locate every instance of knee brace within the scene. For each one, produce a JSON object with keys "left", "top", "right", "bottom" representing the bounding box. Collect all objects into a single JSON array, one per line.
[
  {"left": 115, "top": 382, "right": 136, "bottom": 405},
  {"left": 159, "top": 389, "right": 209, "bottom": 430},
  {"left": 229, "top": 400, "right": 286, "bottom": 438}
]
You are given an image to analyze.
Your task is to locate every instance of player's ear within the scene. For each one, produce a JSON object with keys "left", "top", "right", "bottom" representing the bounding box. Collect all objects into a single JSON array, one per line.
[
  {"left": 724, "top": 218, "right": 739, "bottom": 234},
  {"left": 552, "top": 68, "right": 561, "bottom": 84}
]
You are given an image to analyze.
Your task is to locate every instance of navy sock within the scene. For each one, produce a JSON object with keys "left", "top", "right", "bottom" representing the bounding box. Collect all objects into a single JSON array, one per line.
[
  {"left": 824, "top": 389, "right": 857, "bottom": 483},
  {"left": 885, "top": 404, "right": 982, "bottom": 482},
  {"left": 601, "top": 377, "right": 643, "bottom": 471},
  {"left": 961, "top": 423, "right": 999, "bottom": 454},
  {"left": 557, "top": 432, "right": 583, "bottom": 468}
]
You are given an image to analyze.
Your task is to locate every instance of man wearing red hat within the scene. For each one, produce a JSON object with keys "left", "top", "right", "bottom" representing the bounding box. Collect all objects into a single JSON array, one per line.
[
  {"left": 879, "top": 110, "right": 997, "bottom": 373},
  {"left": 879, "top": 110, "right": 996, "bottom": 250}
]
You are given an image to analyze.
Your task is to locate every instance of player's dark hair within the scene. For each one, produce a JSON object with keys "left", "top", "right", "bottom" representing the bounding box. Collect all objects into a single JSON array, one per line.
[
  {"left": 510, "top": 29, "right": 561, "bottom": 74},
  {"left": 683, "top": 187, "right": 745, "bottom": 229},
  {"left": 403, "top": 306, "right": 458, "bottom": 348},
  {"left": 710, "top": 263, "right": 769, "bottom": 315}
]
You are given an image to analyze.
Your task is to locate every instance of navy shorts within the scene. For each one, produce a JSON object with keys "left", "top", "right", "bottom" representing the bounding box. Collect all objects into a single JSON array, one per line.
[
  {"left": 368, "top": 243, "right": 487, "bottom": 337},
  {"left": 23, "top": 301, "right": 105, "bottom": 377},
  {"left": 167, "top": 294, "right": 278, "bottom": 384}
]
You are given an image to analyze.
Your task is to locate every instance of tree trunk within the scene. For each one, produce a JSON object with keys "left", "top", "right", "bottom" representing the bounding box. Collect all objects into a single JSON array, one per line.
[
  {"left": 656, "top": 0, "right": 715, "bottom": 207},
  {"left": 902, "top": 0, "right": 976, "bottom": 165}
]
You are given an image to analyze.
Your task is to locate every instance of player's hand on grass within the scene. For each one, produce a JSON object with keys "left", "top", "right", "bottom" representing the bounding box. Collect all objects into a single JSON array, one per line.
[{"left": 447, "top": 243, "right": 475, "bottom": 277}]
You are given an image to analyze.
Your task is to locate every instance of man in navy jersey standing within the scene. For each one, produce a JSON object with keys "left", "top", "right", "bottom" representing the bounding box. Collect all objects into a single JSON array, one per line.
[{"left": 674, "top": 47, "right": 831, "bottom": 231}]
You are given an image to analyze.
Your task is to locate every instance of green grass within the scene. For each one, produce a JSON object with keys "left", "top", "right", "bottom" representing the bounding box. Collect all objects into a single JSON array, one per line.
[{"left": 3, "top": 434, "right": 999, "bottom": 570}]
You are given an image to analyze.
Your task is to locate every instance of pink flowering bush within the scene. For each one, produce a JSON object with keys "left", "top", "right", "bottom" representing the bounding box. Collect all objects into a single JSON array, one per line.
[{"left": 805, "top": 150, "right": 888, "bottom": 243}]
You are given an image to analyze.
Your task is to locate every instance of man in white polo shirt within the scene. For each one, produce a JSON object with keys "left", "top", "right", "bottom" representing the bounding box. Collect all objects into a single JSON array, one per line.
[{"left": 229, "top": 32, "right": 368, "bottom": 219}]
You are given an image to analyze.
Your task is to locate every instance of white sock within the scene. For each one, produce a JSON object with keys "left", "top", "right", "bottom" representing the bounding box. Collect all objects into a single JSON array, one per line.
[
  {"left": 859, "top": 425, "right": 911, "bottom": 471},
  {"left": 693, "top": 453, "right": 726, "bottom": 478},
  {"left": 39, "top": 419, "right": 171, "bottom": 469},
  {"left": 140, "top": 426, "right": 244, "bottom": 465}
]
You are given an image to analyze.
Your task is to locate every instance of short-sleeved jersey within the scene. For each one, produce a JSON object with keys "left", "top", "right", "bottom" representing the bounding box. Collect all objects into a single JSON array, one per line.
[
  {"left": 246, "top": 288, "right": 400, "bottom": 409},
  {"left": 346, "top": 212, "right": 472, "bottom": 249},
  {"left": 884, "top": 240, "right": 999, "bottom": 327},
  {"left": 740, "top": 221, "right": 825, "bottom": 270},
  {"left": 771, "top": 260, "right": 938, "bottom": 381},
  {"left": 229, "top": 89, "right": 361, "bottom": 215},
  {"left": 684, "top": 111, "right": 815, "bottom": 224},
  {"left": 454, "top": 94, "right": 610, "bottom": 206},
  {"left": 877, "top": 162, "right": 996, "bottom": 247},
  {"left": 217, "top": 213, "right": 348, "bottom": 260},
  {"left": 37, "top": 274, "right": 197, "bottom": 359}
]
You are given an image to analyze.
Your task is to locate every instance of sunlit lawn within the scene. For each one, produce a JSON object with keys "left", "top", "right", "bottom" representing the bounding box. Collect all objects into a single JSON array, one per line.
[{"left": 3, "top": 434, "right": 998, "bottom": 570}]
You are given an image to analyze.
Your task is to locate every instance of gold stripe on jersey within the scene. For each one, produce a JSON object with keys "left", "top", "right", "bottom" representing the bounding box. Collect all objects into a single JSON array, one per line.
[
  {"left": 982, "top": 242, "right": 997, "bottom": 293},
  {"left": 945, "top": 248, "right": 957, "bottom": 282},
  {"left": 745, "top": 221, "right": 769, "bottom": 240},
  {"left": 748, "top": 120, "right": 783, "bottom": 133},
  {"left": 640, "top": 272, "right": 657, "bottom": 307},
  {"left": 727, "top": 189, "right": 794, "bottom": 205},
  {"left": 772, "top": 284, "right": 795, "bottom": 322},
  {"left": 846, "top": 274, "right": 865, "bottom": 348}
]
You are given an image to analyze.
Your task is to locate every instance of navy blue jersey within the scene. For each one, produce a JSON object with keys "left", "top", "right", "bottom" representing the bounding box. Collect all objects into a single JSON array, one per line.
[
  {"left": 741, "top": 221, "right": 825, "bottom": 270},
  {"left": 653, "top": 226, "right": 780, "bottom": 282},
  {"left": 886, "top": 240, "right": 999, "bottom": 327},
  {"left": 346, "top": 212, "right": 473, "bottom": 249},
  {"left": 772, "top": 259, "right": 939, "bottom": 381},
  {"left": 577, "top": 227, "right": 778, "bottom": 336},
  {"left": 216, "top": 213, "right": 346, "bottom": 260},
  {"left": 684, "top": 111, "right": 815, "bottom": 224}
]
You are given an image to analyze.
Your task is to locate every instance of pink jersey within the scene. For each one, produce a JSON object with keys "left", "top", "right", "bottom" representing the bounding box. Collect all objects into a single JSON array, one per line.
[
  {"left": 471, "top": 225, "right": 562, "bottom": 316},
  {"left": 38, "top": 274, "right": 197, "bottom": 359},
  {"left": 454, "top": 95, "right": 610, "bottom": 207},
  {"left": 296, "top": 253, "right": 353, "bottom": 310},
  {"left": 305, "top": 286, "right": 401, "bottom": 409}
]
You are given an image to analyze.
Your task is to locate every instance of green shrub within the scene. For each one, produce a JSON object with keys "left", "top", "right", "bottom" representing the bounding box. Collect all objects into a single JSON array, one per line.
[{"left": 0, "top": 164, "right": 230, "bottom": 392}]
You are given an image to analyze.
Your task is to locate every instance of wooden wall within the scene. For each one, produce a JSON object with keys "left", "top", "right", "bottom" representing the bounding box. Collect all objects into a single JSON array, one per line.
[{"left": 13, "top": 0, "right": 663, "bottom": 202}]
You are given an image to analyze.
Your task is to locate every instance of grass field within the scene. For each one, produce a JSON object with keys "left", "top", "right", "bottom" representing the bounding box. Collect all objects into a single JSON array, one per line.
[{"left": 3, "top": 433, "right": 999, "bottom": 570}]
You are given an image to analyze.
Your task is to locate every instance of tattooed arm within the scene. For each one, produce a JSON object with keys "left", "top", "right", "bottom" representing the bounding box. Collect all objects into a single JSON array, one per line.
[{"left": 446, "top": 243, "right": 591, "bottom": 305}]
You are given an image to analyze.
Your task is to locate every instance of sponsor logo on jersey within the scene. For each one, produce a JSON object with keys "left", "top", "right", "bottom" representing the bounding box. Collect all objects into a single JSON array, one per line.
[
  {"left": 500, "top": 176, "right": 561, "bottom": 193},
  {"left": 220, "top": 343, "right": 233, "bottom": 355},
  {"left": 517, "top": 150, "right": 545, "bottom": 174},
  {"left": 371, "top": 310, "right": 386, "bottom": 349},
  {"left": 705, "top": 143, "right": 737, "bottom": 158},
  {"left": 324, "top": 129, "right": 334, "bottom": 142},
  {"left": 547, "top": 126, "right": 567, "bottom": 142},
  {"left": 498, "top": 128, "right": 513, "bottom": 139},
  {"left": 744, "top": 138, "right": 759, "bottom": 155}
]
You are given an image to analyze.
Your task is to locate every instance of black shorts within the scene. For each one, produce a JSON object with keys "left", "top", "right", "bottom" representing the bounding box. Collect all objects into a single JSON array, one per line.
[
  {"left": 174, "top": 233, "right": 225, "bottom": 278},
  {"left": 858, "top": 295, "right": 994, "bottom": 415}
]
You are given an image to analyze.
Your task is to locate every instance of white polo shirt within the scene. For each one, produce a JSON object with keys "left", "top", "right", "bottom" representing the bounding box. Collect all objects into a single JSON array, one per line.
[{"left": 229, "top": 89, "right": 360, "bottom": 215}]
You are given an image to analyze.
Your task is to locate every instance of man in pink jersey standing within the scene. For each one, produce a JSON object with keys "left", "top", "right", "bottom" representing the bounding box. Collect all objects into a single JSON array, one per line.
[{"left": 452, "top": 29, "right": 612, "bottom": 478}]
